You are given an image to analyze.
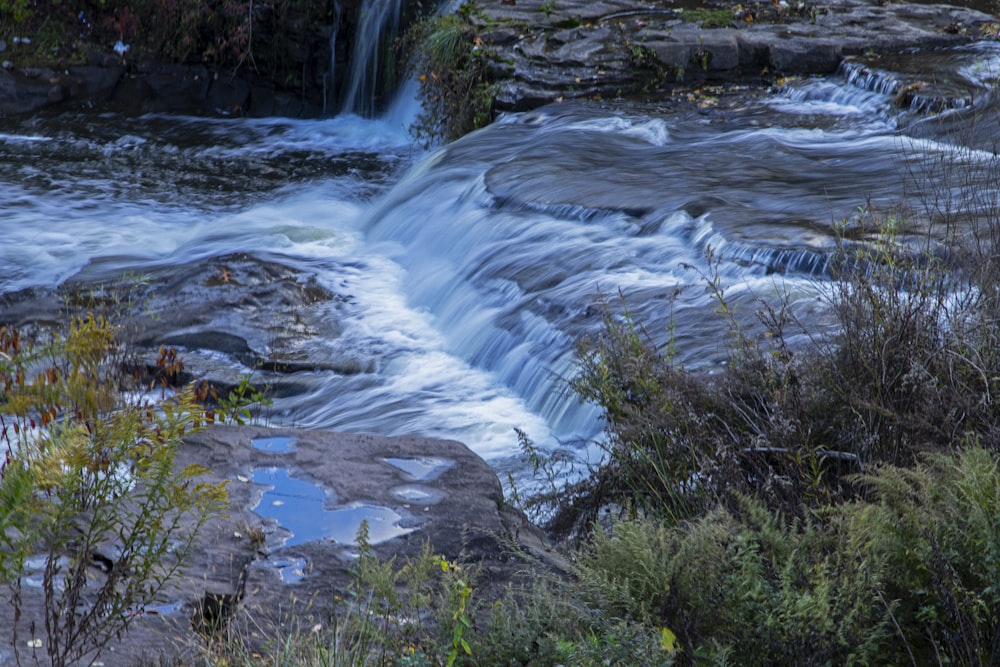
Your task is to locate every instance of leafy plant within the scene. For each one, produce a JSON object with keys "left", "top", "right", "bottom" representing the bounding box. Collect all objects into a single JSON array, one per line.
[
  {"left": 845, "top": 447, "right": 1000, "bottom": 664},
  {"left": 437, "top": 557, "right": 473, "bottom": 666},
  {"left": 0, "top": 0, "right": 34, "bottom": 24},
  {"left": 0, "top": 315, "right": 227, "bottom": 667},
  {"left": 217, "top": 372, "right": 272, "bottom": 425},
  {"left": 0, "top": 0, "right": 254, "bottom": 68},
  {"left": 210, "top": 521, "right": 483, "bottom": 667}
]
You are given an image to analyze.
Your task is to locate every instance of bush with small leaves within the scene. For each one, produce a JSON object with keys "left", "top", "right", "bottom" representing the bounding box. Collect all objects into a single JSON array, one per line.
[{"left": 0, "top": 315, "right": 227, "bottom": 667}]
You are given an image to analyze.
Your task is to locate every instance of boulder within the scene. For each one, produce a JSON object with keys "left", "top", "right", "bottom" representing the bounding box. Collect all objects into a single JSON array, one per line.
[
  {"left": 0, "top": 67, "right": 64, "bottom": 115},
  {"left": 475, "top": 0, "right": 999, "bottom": 110},
  {"left": 0, "top": 425, "right": 558, "bottom": 666}
]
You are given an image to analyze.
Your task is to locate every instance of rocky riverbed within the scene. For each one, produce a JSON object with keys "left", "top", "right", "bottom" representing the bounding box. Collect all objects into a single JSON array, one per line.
[{"left": 1, "top": 0, "right": 996, "bottom": 119}]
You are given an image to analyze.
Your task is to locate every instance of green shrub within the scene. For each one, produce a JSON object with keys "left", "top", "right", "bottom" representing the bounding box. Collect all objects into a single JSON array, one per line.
[
  {"left": 845, "top": 447, "right": 1000, "bottom": 664},
  {"left": 571, "top": 299, "right": 727, "bottom": 523},
  {"left": 0, "top": 0, "right": 33, "bottom": 24},
  {"left": 0, "top": 0, "right": 254, "bottom": 67},
  {"left": 403, "top": 7, "right": 498, "bottom": 144},
  {"left": 569, "top": 202, "right": 1000, "bottom": 530},
  {"left": 575, "top": 501, "right": 891, "bottom": 666}
]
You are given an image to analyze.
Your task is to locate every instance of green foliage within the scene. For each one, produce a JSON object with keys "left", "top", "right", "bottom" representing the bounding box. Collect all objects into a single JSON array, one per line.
[
  {"left": 438, "top": 557, "right": 473, "bottom": 666},
  {"left": 557, "top": 197, "right": 1000, "bottom": 663},
  {"left": 0, "top": 0, "right": 253, "bottom": 67},
  {"left": 571, "top": 295, "right": 731, "bottom": 523},
  {"left": 845, "top": 447, "right": 1000, "bottom": 664},
  {"left": 576, "top": 504, "right": 892, "bottom": 665},
  {"left": 0, "top": 0, "right": 34, "bottom": 25},
  {"left": 217, "top": 372, "right": 272, "bottom": 425},
  {"left": 404, "top": 7, "right": 499, "bottom": 144},
  {"left": 0, "top": 316, "right": 227, "bottom": 667},
  {"left": 625, "top": 43, "right": 681, "bottom": 90},
  {"left": 569, "top": 204, "right": 1000, "bottom": 529},
  {"left": 475, "top": 575, "right": 677, "bottom": 667},
  {"left": 678, "top": 9, "right": 734, "bottom": 29},
  {"left": 195, "top": 448, "right": 1000, "bottom": 666},
  {"left": 822, "top": 206, "right": 1000, "bottom": 465}
]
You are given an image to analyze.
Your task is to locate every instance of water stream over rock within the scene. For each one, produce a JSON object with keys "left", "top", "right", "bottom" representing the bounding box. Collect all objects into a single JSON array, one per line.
[{"left": 2, "top": 41, "right": 999, "bottom": 482}]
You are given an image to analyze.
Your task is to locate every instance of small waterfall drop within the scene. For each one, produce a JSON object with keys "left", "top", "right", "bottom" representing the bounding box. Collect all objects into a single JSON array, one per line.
[
  {"left": 342, "top": 0, "right": 405, "bottom": 117},
  {"left": 327, "top": 1, "right": 341, "bottom": 114}
]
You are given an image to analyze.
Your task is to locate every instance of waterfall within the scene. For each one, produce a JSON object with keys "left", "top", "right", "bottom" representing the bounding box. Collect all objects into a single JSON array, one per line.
[
  {"left": 341, "top": 0, "right": 405, "bottom": 117},
  {"left": 328, "top": 1, "right": 341, "bottom": 114}
]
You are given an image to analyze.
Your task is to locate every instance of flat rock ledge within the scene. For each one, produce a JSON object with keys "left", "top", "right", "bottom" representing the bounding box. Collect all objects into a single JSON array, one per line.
[
  {"left": 475, "top": 0, "right": 999, "bottom": 110},
  {"left": 0, "top": 425, "right": 560, "bottom": 667},
  {"left": 0, "top": 57, "right": 315, "bottom": 118}
]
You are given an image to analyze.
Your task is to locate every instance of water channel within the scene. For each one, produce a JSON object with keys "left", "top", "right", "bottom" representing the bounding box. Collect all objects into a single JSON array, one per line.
[{"left": 2, "top": 45, "right": 999, "bottom": 478}]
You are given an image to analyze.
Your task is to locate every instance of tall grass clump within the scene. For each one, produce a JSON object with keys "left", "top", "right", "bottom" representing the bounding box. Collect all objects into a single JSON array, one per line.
[
  {"left": 403, "top": 4, "right": 499, "bottom": 144},
  {"left": 569, "top": 199, "right": 1000, "bottom": 530},
  {"left": 820, "top": 205, "right": 1000, "bottom": 466},
  {"left": 192, "top": 522, "right": 485, "bottom": 667}
]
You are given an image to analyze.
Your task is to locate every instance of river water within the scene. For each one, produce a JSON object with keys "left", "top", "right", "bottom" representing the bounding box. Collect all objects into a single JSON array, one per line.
[{"left": 2, "top": 46, "right": 999, "bottom": 477}]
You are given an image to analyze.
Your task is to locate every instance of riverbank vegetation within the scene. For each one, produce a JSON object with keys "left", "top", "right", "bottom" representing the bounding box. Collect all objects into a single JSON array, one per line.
[
  {"left": 0, "top": 0, "right": 256, "bottom": 66},
  {"left": 253, "top": 205, "right": 1000, "bottom": 665},
  {"left": 0, "top": 0, "right": 343, "bottom": 89},
  {"left": 4, "top": 155, "right": 1000, "bottom": 665},
  {"left": 4, "top": 218, "right": 1000, "bottom": 665}
]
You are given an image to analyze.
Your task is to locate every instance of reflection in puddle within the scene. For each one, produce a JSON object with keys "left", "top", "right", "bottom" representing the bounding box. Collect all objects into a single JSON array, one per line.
[
  {"left": 252, "top": 467, "right": 330, "bottom": 547},
  {"left": 383, "top": 456, "right": 454, "bottom": 481},
  {"left": 252, "top": 467, "right": 414, "bottom": 547},
  {"left": 392, "top": 484, "right": 446, "bottom": 505},
  {"left": 143, "top": 600, "right": 186, "bottom": 616},
  {"left": 251, "top": 436, "right": 297, "bottom": 453},
  {"left": 268, "top": 556, "right": 309, "bottom": 584},
  {"left": 324, "top": 503, "right": 415, "bottom": 544}
]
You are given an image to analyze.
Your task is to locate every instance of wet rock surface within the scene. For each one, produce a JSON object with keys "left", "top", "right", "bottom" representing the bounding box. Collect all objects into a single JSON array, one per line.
[
  {"left": 0, "top": 252, "right": 364, "bottom": 400},
  {"left": 0, "top": 425, "right": 558, "bottom": 666},
  {"left": 0, "top": 53, "right": 319, "bottom": 118}
]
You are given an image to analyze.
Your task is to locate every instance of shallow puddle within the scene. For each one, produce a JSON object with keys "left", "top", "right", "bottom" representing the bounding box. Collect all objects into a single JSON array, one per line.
[
  {"left": 252, "top": 467, "right": 414, "bottom": 547},
  {"left": 323, "top": 503, "right": 415, "bottom": 544},
  {"left": 267, "top": 556, "right": 310, "bottom": 584},
  {"left": 142, "top": 600, "right": 187, "bottom": 616}
]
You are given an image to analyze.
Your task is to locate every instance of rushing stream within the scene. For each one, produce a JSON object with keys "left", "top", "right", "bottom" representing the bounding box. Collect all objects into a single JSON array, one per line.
[{"left": 2, "top": 45, "right": 1000, "bottom": 478}]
